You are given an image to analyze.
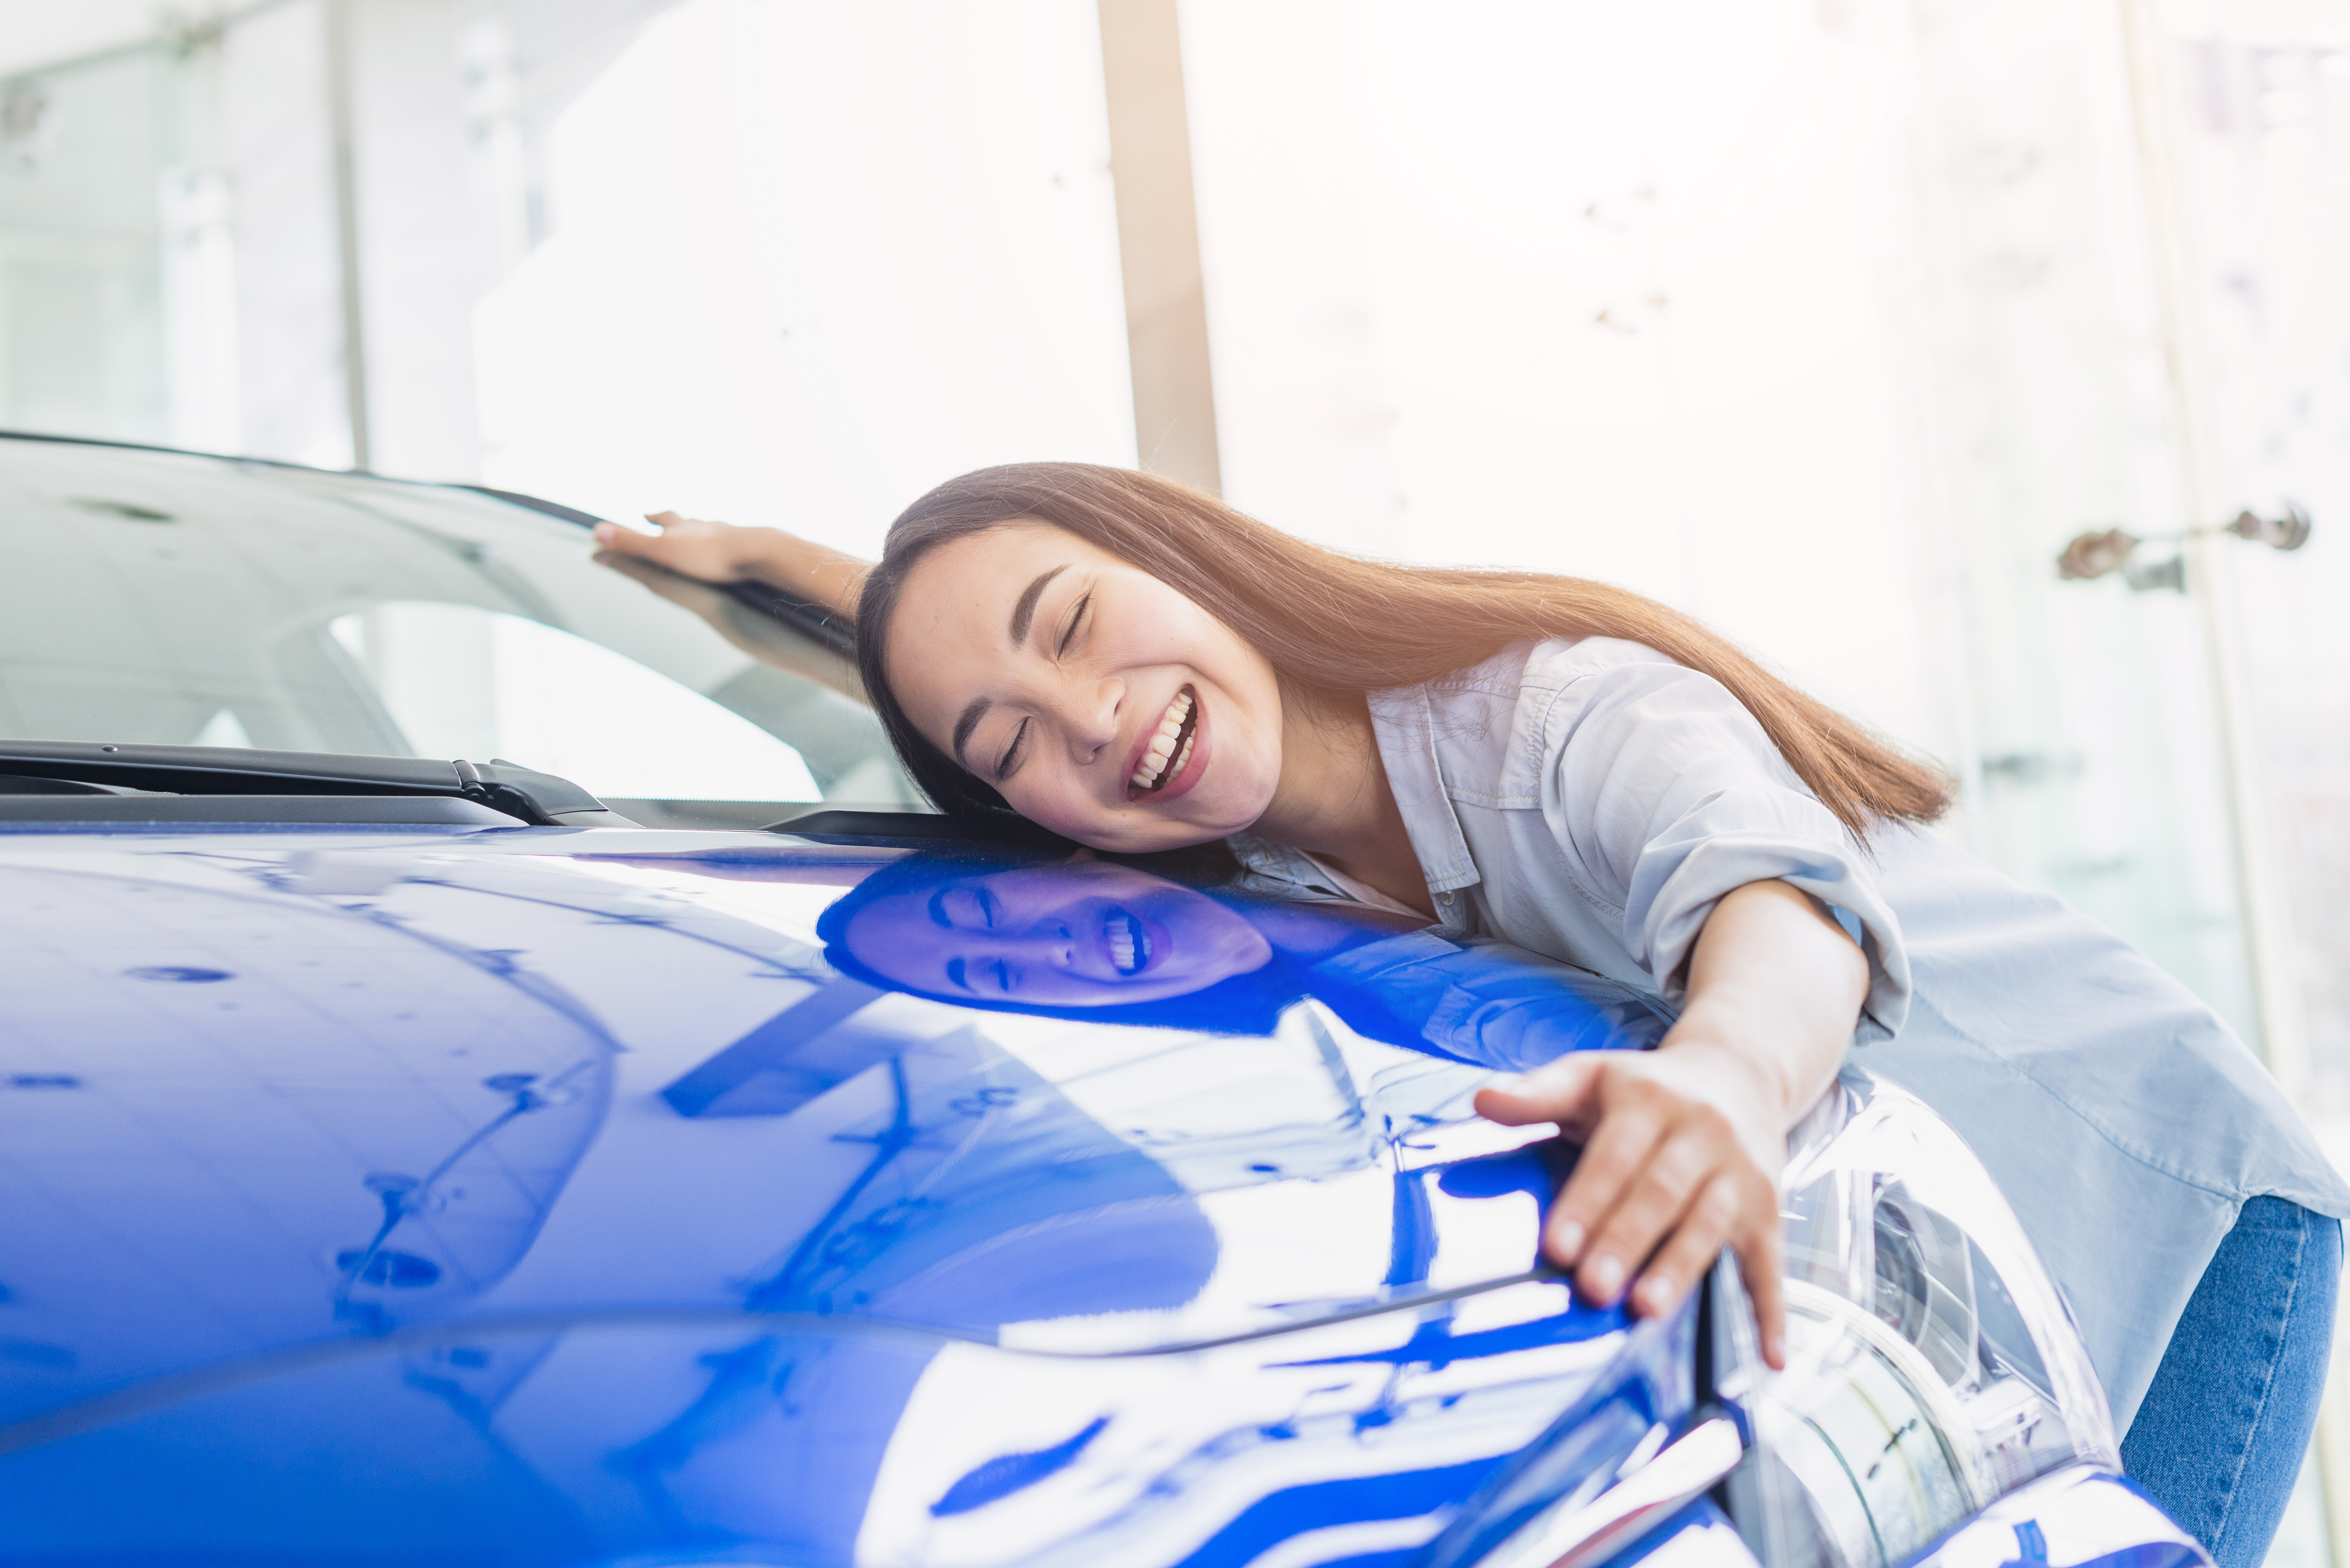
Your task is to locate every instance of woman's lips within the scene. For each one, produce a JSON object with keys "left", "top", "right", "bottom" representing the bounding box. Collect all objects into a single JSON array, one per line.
[
  {"left": 1097, "top": 905, "right": 1160, "bottom": 976},
  {"left": 1145, "top": 694, "right": 1209, "bottom": 804},
  {"left": 1126, "top": 686, "right": 1203, "bottom": 801}
]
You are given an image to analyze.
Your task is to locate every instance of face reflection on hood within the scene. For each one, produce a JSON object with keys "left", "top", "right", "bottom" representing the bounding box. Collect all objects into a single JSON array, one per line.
[{"left": 839, "top": 859, "right": 1274, "bottom": 1006}]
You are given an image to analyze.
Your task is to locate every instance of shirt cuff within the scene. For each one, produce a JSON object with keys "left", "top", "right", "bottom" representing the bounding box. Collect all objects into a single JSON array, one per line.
[{"left": 1639, "top": 832, "right": 1912, "bottom": 1045}]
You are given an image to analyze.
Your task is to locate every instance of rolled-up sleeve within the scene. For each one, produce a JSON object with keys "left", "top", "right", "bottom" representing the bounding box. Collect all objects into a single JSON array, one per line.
[{"left": 1533, "top": 646, "right": 1911, "bottom": 1043}]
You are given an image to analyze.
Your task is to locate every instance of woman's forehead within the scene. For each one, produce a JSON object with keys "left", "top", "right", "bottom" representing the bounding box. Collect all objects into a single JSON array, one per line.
[
  {"left": 892, "top": 523, "right": 1086, "bottom": 629},
  {"left": 916, "top": 517, "right": 1084, "bottom": 572},
  {"left": 883, "top": 523, "right": 1102, "bottom": 719}
]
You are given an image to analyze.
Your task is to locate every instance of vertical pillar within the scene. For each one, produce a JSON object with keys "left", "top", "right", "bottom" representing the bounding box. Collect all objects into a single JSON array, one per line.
[
  {"left": 161, "top": 19, "right": 242, "bottom": 455},
  {"left": 325, "top": 0, "right": 371, "bottom": 471},
  {"left": 1095, "top": 0, "right": 1220, "bottom": 494}
]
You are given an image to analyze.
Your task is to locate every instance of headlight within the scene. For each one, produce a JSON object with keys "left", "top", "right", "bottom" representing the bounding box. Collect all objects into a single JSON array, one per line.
[{"left": 1720, "top": 1073, "right": 2120, "bottom": 1568}]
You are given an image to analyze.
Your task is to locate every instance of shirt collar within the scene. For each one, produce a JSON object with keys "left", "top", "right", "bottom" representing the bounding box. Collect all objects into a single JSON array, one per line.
[{"left": 1365, "top": 683, "right": 1481, "bottom": 897}]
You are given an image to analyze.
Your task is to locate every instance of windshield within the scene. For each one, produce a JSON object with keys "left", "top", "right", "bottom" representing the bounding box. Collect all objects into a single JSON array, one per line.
[{"left": 0, "top": 437, "right": 920, "bottom": 821}]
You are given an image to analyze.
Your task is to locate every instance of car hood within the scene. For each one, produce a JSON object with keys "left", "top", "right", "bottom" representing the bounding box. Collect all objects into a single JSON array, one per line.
[
  {"left": 0, "top": 822, "right": 1702, "bottom": 1567},
  {"left": 0, "top": 825, "right": 1614, "bottom": 1411}
]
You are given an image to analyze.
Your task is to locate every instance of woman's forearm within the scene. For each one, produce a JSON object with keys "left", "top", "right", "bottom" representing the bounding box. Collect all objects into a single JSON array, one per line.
[
  {"left": 1665, "top": 878, "right": 1867, "bottom": 1129},
  {"left": 737, "top": 531, "right": 868, "bottom": 620}
]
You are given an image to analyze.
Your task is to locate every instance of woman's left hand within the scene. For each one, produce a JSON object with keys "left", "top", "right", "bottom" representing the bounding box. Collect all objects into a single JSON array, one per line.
[{"left": 1476, "top": 1039, "right": 1791, "bottom": 1368}]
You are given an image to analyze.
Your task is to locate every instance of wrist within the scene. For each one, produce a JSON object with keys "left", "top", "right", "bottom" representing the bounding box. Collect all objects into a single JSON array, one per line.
[
  {"left": 740, "top": 531, "right": 866, "bottom": 602},
  {"left": 1658, "top": 1007, "right": 1806, "bottom": 1127}
]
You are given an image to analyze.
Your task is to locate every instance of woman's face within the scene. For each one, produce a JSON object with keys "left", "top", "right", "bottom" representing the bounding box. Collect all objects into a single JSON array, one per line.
[
  {"left": 883, "top": 523, "right": 1286, "bottom": 853},
  {"left": 839, "top": 859, "right": 1274, "bottom": 1005}
]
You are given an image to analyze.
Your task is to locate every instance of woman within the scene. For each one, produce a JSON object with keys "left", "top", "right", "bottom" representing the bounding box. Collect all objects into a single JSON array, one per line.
[{"left": 597, "top": 463, "right": 2346, "bottom": 1566}]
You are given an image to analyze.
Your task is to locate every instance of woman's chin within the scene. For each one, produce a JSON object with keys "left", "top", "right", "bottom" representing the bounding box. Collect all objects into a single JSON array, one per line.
[
  {"left": 1076, "top": 820, "right": 1226, "bottom": 856},
  {"left": 1041, "top": 780, "right": 1270, "bottom": 856}
]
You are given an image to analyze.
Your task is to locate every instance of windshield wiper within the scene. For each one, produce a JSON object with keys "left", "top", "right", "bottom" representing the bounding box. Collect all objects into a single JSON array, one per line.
[{"left": 0, "top": 743, "right": 624, "bottom": 827}]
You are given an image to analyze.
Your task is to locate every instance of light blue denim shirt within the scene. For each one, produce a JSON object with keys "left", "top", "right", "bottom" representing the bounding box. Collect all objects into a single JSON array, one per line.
[{"left": 1230, "top": 636, "right": 2350, "bottom": 1432}]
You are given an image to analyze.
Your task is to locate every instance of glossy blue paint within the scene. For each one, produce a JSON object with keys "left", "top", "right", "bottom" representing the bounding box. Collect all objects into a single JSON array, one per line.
[
  {"left": 1422, "top": 1309, "right": 1695, "bottom": 1568},
  {"left": 0, "top": 827, "right": 1672, "bottom": 1564},
  {"left": 931, "top": 1414, "right": 1109, "bottom": 1516},
  {"left": 1905, "top": 1468, "right": 2213, "bottom": 1568}
]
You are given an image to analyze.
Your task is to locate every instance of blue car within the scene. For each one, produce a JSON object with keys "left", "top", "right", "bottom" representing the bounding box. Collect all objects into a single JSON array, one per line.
[{"left": 0, "top": 433, "right": 2205, "bottom": 1568}]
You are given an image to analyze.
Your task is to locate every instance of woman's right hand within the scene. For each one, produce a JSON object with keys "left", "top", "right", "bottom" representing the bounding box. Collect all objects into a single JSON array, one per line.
[
  {"left": 591, "top": 511, "right": 782, "bottom": 585},
  {"left": 591, "top": 511, "right": 868, "bottom": 619}
]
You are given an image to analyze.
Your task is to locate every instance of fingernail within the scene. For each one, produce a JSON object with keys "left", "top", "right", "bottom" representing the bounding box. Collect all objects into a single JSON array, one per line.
[
  {"left": 1551, "top": 1220, "right": 1584, "bottom": 1262},
  {"left": 1586, "top": 1255, "right": 1624, "bottom": 1299},
  {"left": 593, "top": 523, "right": 614, "bottom": 543}
]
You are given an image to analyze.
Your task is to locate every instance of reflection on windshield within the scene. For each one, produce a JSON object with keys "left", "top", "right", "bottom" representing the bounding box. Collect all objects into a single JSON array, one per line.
[
  {"left": 0, "top": 440, "right": 919, "bottom": 812},
  {"left": 330, "top": 605, "right": 824, "bottom": 802}
]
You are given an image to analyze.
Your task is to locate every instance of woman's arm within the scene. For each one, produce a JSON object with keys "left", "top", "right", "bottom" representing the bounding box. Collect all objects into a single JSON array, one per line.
[
  {"left": 1474, "top": 878, "right": 1865, "bottom": 1369},
  {"left": 592, "top": 511, "right": 869, "bottom": 621}
]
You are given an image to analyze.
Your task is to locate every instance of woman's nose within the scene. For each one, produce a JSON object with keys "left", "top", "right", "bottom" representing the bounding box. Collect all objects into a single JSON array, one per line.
[
  {"left": 968, "top": 925, "right": 1074, "bottom": 963},
  {"left": 1055, "top": 678, "right": 1122, "bottom": 762}
]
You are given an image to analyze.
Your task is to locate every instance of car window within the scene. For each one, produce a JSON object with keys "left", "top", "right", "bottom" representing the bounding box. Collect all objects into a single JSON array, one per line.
[
  {"left": 0, "top": 439, "right": 922, "bottom": 818},
  {"left": 328, "top": 605, "right": 823, "bottom": 803}
]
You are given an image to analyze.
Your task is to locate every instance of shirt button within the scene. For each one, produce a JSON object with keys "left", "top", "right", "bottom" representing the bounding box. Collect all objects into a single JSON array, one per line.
[{"left": 1437, "top": 891, "right": 1453, "bottom": 906}]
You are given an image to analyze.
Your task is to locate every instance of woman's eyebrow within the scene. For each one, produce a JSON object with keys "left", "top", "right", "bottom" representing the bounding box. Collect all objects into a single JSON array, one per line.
[{"left": 1009, "top": 564, "right": 1069, "bottom": 648}]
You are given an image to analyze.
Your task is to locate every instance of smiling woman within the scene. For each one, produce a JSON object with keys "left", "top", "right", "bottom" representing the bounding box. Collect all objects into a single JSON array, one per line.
[
  {"left": 877, "top": 519, "right": 1291, "bottom": 857},
  {"left": 852, "top": 464, "right": 1948, "bottom": 869},
  {"left": 835, "top": 854, "right": 1275, "bottom": 1007},
  {"left": 593, "top": 459, "right": 2350, "bottom": 1568}
]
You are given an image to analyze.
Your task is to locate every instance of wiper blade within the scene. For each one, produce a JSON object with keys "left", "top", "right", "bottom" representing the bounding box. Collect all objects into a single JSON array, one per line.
[{"left": 0, "top": 743, "right": 620, "bottom": 827}]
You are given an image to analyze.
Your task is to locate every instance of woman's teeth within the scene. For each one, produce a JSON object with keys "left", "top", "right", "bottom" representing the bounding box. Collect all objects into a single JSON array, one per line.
[
  {"left": 1131, "top": 690, "right": 1196, "bottom": 792},
  {"left": 1104, "top": 909, "right": 1149, "bottom": 975}
]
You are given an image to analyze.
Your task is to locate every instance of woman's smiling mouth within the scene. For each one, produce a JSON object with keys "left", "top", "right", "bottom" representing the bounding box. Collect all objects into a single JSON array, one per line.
[
  {"left": 1101, "top": 907, "right": 1151, "bottom": 975},
  {"left": 1129, "top": 687, "right": 1201, "bottom": 796}
]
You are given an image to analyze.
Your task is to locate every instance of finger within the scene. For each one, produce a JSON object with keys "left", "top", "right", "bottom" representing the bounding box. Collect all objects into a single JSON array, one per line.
[
  {"left": 1473, "top": 1053, "right": 1606, "bottom": 1129},
  {"left": 1733, "top": 1208, "right": 1789, "bottom": 1370},
  {"left": 1627, "top": 1170, "right": 1741, "bottom": 1321},
  {"left": 1579, "top": 1122, "right": 1719, "bottom": 1305},
  {"left": 1542, "top": 1092, "right": 1670, "bottom": 1285},
  {"left": 592, "top": 519, "right": 662, "bottom": 556}
]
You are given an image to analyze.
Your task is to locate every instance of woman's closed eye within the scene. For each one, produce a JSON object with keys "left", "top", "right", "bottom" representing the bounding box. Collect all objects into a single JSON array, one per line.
[
  {"left": 1055, "top": 592, "right": 1090, "bottom": 657},
  {"left": 994, "top": 717, "right": 1031, "bottom": 782},
  {"left": 988, "top": 590, "right": 1088, "bottom": 781},
  {"left": 932, "top": 885, "right": 1000, "bottom": 930},
  {"left": 946, "top": 956, "right": 1020, "bottom": 994}
]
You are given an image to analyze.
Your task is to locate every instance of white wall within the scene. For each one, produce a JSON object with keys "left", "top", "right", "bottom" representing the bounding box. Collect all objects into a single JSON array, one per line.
[
  {"left": 1180, "top": 0, "right": 1959, "bottom": 758},
  {"left": 472, "top": 0, "right": 1136, "bottom": 556}
]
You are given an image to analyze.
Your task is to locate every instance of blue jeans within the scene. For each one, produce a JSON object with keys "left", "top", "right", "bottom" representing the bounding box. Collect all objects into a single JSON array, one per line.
[{"left": 2121, "top": 1196, "right": 2341, "bottom": 1568}]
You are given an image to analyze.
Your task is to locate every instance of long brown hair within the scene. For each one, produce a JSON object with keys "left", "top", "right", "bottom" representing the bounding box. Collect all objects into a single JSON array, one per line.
[{"left": 855, "top": 463, "right": 1952, "bottom": 838}]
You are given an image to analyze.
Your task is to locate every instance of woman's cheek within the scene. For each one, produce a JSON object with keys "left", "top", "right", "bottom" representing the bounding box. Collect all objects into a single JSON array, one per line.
[{"left": 1010, "top": 779, "right": 1103, "bottom": 843}]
